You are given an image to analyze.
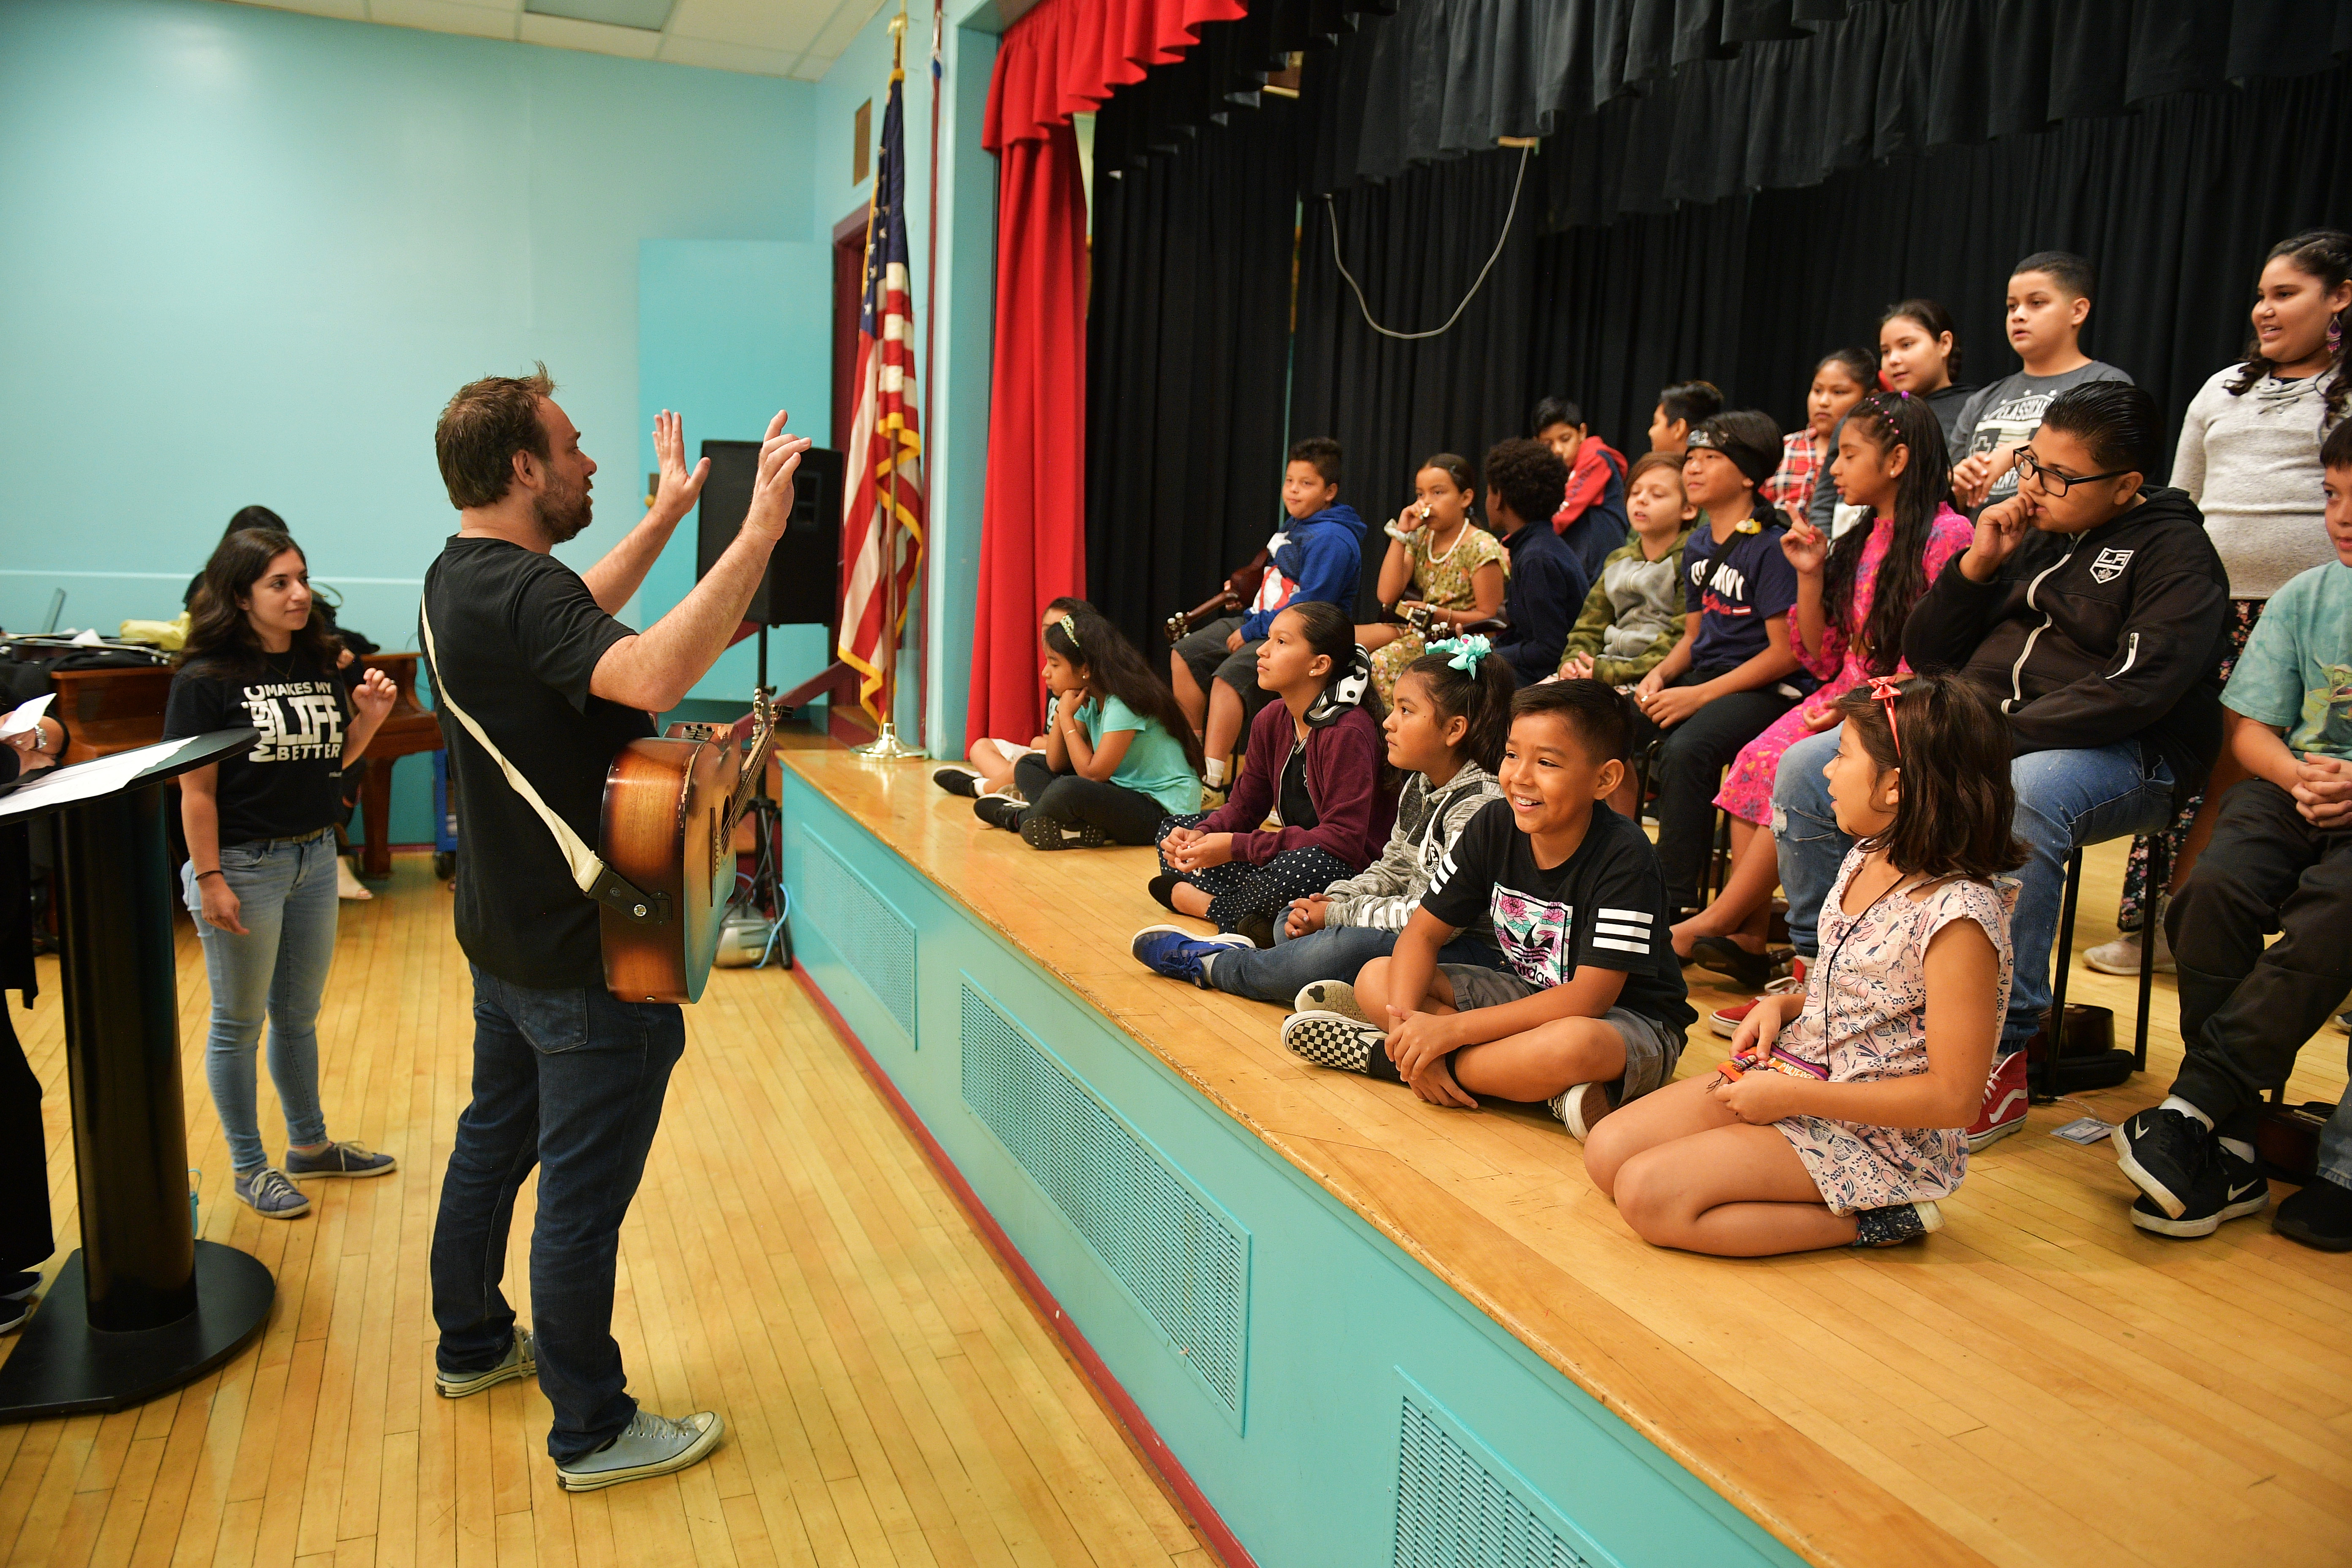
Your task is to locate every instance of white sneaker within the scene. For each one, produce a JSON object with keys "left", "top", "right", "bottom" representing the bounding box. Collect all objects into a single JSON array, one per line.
[
  {"left": 2084, "top": 923, "right": 2174, "bottom": 975},
  {"left": 1548, "top": 1082, "right": 1610, "bottom": 1141},
  {"left": 555, "top": 1409, "right": 724, "bottom": 1492}
]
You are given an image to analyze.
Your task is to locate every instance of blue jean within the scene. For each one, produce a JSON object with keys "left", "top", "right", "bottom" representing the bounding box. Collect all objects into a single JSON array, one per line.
[
  {"left": 430, "top": 964, "right": 686, "bottom": 1462},
  {"left": 182, "top": 828, "right": 338, "bottom": 1172},
  {"left": 1774, "top": 725, "right": 2176, "bottom": 1054},
  {"left": 1206, "top": 919, "right": 1505, "bottom": 1004}
]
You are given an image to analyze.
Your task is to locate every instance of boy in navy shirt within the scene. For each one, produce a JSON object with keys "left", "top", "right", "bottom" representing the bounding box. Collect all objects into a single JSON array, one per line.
[
  {"left": 1628, "top": 410, "right": 1810, "bottom": 912},
  {"left": 1283, "top": 681, "right": 1693, "bottom": 1141}
]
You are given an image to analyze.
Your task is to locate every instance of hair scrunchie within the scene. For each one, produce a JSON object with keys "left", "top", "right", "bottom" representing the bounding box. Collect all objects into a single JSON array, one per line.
[
  {"left": 1305, "top": 642, "right": 1375, "bottom": 727},
  {"left": 1427, "top": 633, "right": 1491, "bottom": 675}
]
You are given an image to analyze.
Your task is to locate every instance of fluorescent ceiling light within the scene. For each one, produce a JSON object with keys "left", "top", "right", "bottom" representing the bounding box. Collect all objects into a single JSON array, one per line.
[{"left": 523, "top": 0, "right": 677, "bottom": 30}]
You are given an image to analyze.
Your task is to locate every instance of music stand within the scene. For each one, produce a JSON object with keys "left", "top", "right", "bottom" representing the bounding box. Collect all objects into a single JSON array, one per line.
[{"left": 0, "top": 728, "right": 276, "bottom": 1421}]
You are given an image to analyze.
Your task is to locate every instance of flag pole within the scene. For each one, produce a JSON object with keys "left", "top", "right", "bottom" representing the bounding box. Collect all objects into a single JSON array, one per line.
[{"left": 856, "top": 5, "right": 921, "bottom": 761}]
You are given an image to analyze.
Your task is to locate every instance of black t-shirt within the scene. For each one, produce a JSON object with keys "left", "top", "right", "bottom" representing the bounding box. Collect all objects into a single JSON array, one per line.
[
  {"left": 1276, "top": 742, "right": 1319, "bottom": 830},
  {"left": 1420, "top": 799, "right": 1695, "bottom": 1033},
  {"left": 422, "top": 536, "right": 650, "bottom": 989},
  {"left": 163, "top": 648, "right": 351, "bottom": 847}
]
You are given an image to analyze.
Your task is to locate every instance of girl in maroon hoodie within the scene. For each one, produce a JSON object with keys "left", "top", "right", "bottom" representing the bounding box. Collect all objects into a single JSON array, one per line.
[{"left": 1154, "top": 602, "right": 1400, "bottom": 947}]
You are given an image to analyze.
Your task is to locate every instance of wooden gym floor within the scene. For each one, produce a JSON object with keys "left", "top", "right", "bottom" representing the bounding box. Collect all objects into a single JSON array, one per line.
[{"left": 0, "top": 852, "right": 1217, "bottom": 1568}]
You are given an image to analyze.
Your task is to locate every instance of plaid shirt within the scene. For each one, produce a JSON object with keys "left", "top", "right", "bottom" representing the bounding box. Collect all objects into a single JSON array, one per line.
[{"left": 1759, "top": 430, "right": 1822, "bottom": 516}]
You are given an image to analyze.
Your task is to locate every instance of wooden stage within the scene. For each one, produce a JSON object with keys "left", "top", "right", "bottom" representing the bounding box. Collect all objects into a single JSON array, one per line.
[{"left": 771, "top": 737, "right": 2352, "bottom": 1568}]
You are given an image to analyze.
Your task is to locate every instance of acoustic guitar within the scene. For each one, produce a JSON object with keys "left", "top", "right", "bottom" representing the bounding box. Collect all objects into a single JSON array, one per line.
[{"left": 597, "top": 692, "right": 779, "bottom": 1004}]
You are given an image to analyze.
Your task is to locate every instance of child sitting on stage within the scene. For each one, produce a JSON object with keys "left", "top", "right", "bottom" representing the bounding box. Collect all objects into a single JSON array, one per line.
[
  {"left": 934, "top": 595, "right": 1090, "bottom": 799},
  {"left": 1131, "top": 636, "right": 1514, "bottom": 1000},
  {"left": 1358, "top": 453, "right": 1508, "bottom": 706},
  {"left": 1584, "top": 675, "right": 2022, "bottom": 1255},
  {"left": 975, "top": 607, "right": 1202, "bottom": 849},
  {"left": 1555, "top": 450, "right": 1696, "bottom": 691},
  {"left": 1282, "top": 681, "right": 1694, "bottom": 1142},
  {"left": 1152, "top": 602, "right": 1399, "bottom": 947}
]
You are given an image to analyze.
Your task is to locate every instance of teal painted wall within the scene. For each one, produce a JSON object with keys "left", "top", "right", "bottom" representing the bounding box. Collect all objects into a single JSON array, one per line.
[
  {"left": 775, "top": 770, "right": 1810, "bottom": 1568},
  {"left": 634, "top": 240, "right": 833, "bottom": 707},
  {"left": 0, "top": 0, "right": 817, "bottom": 837}
]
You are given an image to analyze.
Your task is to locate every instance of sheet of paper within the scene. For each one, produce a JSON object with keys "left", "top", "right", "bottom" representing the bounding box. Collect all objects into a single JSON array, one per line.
[
  {"left": 2049, "top": 1116, "right": 2112, "bottom": 1146},
  {"left": 68, "top": 628, "right": 101, "bottom": 645},
  {"left": 0, "top": 693, "right": 54, "bottom": 738},
  {"left": 0, "top": 735, "right": 210, "bottom": 820}
]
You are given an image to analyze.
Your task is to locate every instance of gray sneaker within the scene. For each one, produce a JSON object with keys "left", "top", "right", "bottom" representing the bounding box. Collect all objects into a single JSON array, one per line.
[
  {"left": 234, "top": 1166, "right": 311, "bottom": 1220},
  {"left": 1292, "top": 979, "right": 1369, "bottom": 1023},
  {"left": 284, "top": 1141, "right": 397, "bottom": 1179},
  {"left": 436, "top": 1327, "right": 536, "bottom": 1399},
  {"left": 555, "top": 1409, "right": 725, "bottom": 1492}
]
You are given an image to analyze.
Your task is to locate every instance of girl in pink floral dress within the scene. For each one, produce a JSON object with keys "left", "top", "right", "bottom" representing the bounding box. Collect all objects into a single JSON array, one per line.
[
  {"left": 1586, "top": 675, "right": 2023, "bottom": 1254},
  {"left": 1672, "top": 393, "right": 1976, "bottom": 988}
]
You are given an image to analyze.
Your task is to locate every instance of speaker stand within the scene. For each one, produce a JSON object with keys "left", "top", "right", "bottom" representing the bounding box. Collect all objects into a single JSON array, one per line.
[{"left": 0, "top": 1245, "right": 273, "bottom": 1420}]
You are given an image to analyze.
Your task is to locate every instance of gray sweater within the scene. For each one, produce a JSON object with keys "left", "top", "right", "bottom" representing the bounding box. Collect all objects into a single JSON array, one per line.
[
  {"left": 1320, "top": 761, "right": 1501, "bottom": 933},
  {"left": 2173, "top": 365, "right": 2344, "bottom": 599}
]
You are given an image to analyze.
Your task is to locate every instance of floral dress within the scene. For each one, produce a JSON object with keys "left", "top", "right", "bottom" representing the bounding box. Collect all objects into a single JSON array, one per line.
[
  {"left": 1771, "top": 853, "right": 2017, "bottom": 1213},
  {"left": 1372, "top": 521, "right": 1509, "bottom": 705},
  {"left": 1714, "top": 505, "right": 1974, "bottom": 824}
]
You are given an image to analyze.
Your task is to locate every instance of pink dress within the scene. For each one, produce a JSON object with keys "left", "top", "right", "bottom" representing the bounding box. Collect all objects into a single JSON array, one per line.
[
  {"left": 1713, "top": 505, "right": 1974, "bottom": 824},
  {"left": 1773, "top": 852, "right": 2017, "bottom": 1213}
]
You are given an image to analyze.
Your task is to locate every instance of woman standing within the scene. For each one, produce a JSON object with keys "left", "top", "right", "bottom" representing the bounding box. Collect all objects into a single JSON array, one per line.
[
  {"left": 166, "top": 528, "right": 399, "bottom": 1220},
  {"left": 2090, "top": 230, "right": 2352, "bottom": 973},
  {"left": 1, "top": 697, "right": 68, "bottom": 1331}
]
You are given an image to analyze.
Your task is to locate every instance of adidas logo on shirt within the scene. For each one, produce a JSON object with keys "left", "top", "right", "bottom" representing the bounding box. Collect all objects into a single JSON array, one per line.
[{"left": 1592, "top": 907, "right": 1654, "bottom": 955}]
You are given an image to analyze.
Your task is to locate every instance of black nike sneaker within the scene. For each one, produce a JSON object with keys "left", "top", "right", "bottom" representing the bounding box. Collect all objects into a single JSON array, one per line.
[
  {"left": 2274, "top": 1173, "right": 2352, "bottom": 1253},
  {"left": 2112, "top": 1105, "right": 2211, "bottom": 1220},
  {"left": 2129, "top": 1143, "right": 2268, "bottom": 1238}
]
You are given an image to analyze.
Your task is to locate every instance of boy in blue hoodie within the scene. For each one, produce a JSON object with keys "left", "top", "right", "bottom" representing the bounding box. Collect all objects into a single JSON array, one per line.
[{"left": 1171, "top": 436, "right": 1366, "bottom": 790}]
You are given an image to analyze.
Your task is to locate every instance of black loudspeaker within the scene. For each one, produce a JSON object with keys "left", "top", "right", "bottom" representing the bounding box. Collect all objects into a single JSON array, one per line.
[{"left": 696, "top": 440, "right": 844, "bottom": 628}]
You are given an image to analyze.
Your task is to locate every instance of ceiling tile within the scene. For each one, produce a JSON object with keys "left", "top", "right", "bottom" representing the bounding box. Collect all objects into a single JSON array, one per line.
[
  {"left": 656, "top": 33, "right": 797, "bottom": 75},
  {"left": 522, "top": 0, "right": 675, "bottom": 28},
  {"left": 666, "top": 0, "right": 825, "bottom": 50},
  {"left": 800, "top": 0, "right": 888, "bottom": 69},
  {"left": 368, "top": 0, "right": 519, "bottom": 39},
  {"left": 516, "top": 11, "right": 660, "bottom": 56}
]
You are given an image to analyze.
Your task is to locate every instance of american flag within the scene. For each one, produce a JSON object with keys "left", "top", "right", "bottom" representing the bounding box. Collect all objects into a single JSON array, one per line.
[{"left": 837, "top": 54, "right": 925, "bottom": 726}]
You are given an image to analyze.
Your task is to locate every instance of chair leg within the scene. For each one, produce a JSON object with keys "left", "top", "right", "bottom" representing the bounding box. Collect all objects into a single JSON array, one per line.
[
  {"left": 2039, "top": 848, "right": 2085, "bottom": 1102},
  {"left": 2134, "top": 836, "right": 2169, "bottom": 1073}
]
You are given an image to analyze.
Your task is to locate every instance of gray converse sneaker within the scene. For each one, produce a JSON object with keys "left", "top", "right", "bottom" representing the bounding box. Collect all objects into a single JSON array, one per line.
[
  {"left": 234, "top": 1166, "right": 311, "bottom": 1220},
  {"left": 555, "top": 1409, "right": 725, "bottom": 1492},
  {"left": 1292, "top": 979, "right": 1369, "bottom": 1023},
  {"left": 284, "top": 1141, "right": 397, "bottom": 1180},
  {"left": 1547, "top": 1082, "right": 1610, "bottom": 1142},
  {"left": 436, "top": 1327, "right": 536, "bottom": 1399}
]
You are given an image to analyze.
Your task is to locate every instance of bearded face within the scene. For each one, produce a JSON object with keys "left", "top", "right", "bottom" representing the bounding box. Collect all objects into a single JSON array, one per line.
[{"left": 534, "top": 461, "right": 593, "bottom": 543}]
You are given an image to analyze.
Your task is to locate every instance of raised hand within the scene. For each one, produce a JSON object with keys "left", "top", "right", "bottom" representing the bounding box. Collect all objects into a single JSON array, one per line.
[
  {"left": 1780, "top": 517, "right": 1828, "bottom": 576},
  {"left": 650, "top": 409, "right": 711, "bottom": 520},
  {"left": 351, "top": 667, "right": 398, "bottom": 724},
  {"left": 742, "top": 411, "right": 813, "bottom": 542}
]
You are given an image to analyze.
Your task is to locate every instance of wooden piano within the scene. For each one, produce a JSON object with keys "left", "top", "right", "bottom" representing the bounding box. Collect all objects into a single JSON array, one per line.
[{"left": 47, "top": 653, "right": 442, "bottom": 879}]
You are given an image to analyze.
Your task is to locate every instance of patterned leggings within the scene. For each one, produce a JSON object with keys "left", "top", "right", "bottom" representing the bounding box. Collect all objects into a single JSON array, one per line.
[
  {"left": 2116, "top": 597, "right": 2263, "bottom": 932},
  {"left": 1155, "top": 811, "right": 1356, "bottom": 934}
]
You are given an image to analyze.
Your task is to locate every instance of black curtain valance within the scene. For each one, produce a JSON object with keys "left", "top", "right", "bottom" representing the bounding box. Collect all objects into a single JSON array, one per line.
[{"left": 1303, "top": 0, "right": 2352, "bottom": 216}]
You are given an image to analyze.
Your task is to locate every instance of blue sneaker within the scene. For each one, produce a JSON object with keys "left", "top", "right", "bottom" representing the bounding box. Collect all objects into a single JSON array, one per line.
[
  {"left": 284, "top": 1141, "right": 397, "bottom": 1180},
  {"left": 1130, "top": 925, "right": 1252, "bottom": 987},
  {"left": 234, "top": 1166, "right": 312, "bottom": 1220}
]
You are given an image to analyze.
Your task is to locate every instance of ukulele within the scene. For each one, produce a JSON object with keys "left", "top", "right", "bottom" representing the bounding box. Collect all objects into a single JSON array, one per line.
[{"left": 596, "top": 691, "right": 779, "bottom": 1003}]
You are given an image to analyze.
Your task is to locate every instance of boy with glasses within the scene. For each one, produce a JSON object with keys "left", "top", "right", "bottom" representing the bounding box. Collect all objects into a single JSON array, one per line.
[{"left": 1770, "top": 381, "right": 2230, "bottom": 1149}]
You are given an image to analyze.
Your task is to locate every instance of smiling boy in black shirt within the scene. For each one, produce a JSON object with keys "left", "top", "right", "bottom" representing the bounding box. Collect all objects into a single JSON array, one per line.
[{"left": 1284, "top": 681, "right": 1693, "bottom": 1139}]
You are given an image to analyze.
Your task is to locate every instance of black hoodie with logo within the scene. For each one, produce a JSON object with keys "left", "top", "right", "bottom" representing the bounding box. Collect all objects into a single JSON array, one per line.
[{"left": 1900, "top": 486, "right": 2230, "bottom": 802}]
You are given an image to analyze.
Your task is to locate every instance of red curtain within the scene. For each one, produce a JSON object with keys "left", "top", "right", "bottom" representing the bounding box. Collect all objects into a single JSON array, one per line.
[{"left": 968, "top": 0, "right": 1246, "bottom": 747}]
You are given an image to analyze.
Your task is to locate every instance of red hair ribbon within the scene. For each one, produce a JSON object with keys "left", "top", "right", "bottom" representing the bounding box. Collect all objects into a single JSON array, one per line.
[{"left": 1868, "top": 675, "right": 1903, "bottom": 758}]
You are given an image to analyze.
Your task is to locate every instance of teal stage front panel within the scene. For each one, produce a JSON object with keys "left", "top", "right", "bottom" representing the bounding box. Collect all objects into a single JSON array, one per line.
[{"left": 775, "top": 770, "right": 1806, "bottom": 1568}]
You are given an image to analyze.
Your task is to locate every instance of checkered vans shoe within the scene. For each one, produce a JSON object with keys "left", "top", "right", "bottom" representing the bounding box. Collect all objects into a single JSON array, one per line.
[{"left": 1282, "top": 1011, "right": 1386, "bottom": 1074}]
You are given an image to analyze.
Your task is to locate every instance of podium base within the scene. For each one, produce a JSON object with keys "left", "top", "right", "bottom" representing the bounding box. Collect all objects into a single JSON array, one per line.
[{"left": 0, "top": 1243, "right": 274, "bottom": 1421}]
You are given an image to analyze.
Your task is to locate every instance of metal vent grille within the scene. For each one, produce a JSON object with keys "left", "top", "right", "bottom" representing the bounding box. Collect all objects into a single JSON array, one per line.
[
  {"left": 802, "top": 832, "right": 917, "bottom": 1040},
  {"left": 1395, "top": 1397, "right": 1595, "bottom": 1568},
  {"left": 958, "top": 981, "right": 1248, "bottom": 1413}
]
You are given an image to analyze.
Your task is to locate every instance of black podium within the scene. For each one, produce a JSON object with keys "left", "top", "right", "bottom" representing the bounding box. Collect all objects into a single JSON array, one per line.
[{"left": 0, "top": 728, "right": 276, "bottom": 1421}]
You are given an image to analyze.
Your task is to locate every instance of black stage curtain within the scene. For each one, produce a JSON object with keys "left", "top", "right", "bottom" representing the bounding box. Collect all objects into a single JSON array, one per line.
[
  {"left": 1084, "top": 98, "right": 1304, "bottom": 654},
  {"left": 1305, "top": 0, "right": 2352, "bottom": 209},
  {"left": 1291, "top": 65, "right": 2352, "bottom": 523},
  {"left": 1287, "top": 147, "right": 1546, "bottom": 616}
]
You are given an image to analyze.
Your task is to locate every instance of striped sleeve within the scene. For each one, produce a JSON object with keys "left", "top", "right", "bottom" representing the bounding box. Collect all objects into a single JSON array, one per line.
[{"left": 1574, "top": 826, "right": 1671, "bottom": 971}]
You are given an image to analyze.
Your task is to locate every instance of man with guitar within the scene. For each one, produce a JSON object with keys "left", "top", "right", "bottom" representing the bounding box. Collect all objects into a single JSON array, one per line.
[{"left": 420, "top": 367, "right": 808, "bottom": 1492}]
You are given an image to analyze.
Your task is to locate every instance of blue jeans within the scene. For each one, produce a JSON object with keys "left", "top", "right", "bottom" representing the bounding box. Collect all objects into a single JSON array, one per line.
[
  {"left": 430, "top": 965, "right": 686, "bottom": 1462},
  {"left": 182, "top": 828, "right": 337, "bottom": 1173},
  {"left": 1206, "top": 919, "right": 1505, "bottom": 1004},
  {"left": 1774, "top": 725, "right": 2176, "bottom": 1055}
]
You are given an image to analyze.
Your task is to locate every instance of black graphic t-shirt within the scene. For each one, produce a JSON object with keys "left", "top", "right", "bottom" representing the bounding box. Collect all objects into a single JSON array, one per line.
[
  {"left": 163, "top": 648, "right": 351, "bottom": 846},
  {"left": 1681, "top": 514, "right": 1808, "bottom": 683},
  {"left": 1419, "top": 799, "right": 1695, "bottom": 1033}
]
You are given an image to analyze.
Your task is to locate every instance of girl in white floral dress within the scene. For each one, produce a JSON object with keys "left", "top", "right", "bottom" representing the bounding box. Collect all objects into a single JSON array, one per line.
[{"left": 1584, "top": 674, "right": 2023, "bottom": 1254}]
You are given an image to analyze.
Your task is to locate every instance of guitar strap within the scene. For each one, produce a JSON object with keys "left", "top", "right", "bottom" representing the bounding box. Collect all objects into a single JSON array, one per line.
[{"left": 418, "top": 603, "right": 667, "bottom": 925}]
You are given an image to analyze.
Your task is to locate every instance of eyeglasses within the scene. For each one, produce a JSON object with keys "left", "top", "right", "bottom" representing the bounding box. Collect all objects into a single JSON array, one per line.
[{"left": 2014, "top": 447, "right": 2131, "bottom": 498}]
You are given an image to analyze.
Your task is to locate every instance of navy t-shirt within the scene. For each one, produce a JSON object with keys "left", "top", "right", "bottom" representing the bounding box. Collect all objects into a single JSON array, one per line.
[{"left": 1682, "top": 513, "right": 1804, "bottom": 677}]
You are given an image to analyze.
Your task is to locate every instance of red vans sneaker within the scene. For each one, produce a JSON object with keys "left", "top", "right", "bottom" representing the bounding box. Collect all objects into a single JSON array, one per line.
[
  {"left": 1965, "top": 1051, "right": 2029, "bottom": 1152},
  {"left": 1708, "top": 960, "right": 1805, "bottom": 1039}
]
